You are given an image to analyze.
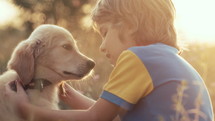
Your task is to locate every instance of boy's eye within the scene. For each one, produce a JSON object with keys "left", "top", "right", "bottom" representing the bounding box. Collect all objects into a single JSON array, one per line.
[{"left": 62, "top": 44, "right": 73, "bottom": 50}]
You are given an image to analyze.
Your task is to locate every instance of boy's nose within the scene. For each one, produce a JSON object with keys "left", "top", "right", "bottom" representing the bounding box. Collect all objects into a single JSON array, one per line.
[
  {"left": 99, "top": 44, "right": 106, "bottom": 53},
  {"left": 99, "top": 41, "right": 106, "bottom": 53}
]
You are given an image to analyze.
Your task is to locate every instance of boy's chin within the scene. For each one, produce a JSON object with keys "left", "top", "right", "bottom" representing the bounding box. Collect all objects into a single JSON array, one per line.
[
  {"left": 110, "top": 63, "right": 115, "bottom": 67},
  {"left": 109, "top": 60, "right": 116, "bottom": 67},
  {"left": 107, "top": 57, "right": 116, "bottom": 66}
]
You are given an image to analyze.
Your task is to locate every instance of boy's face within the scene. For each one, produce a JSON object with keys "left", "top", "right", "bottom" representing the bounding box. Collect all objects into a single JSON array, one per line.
[{"left": 99, "top": 23, "right": 137, "bottom": 66}]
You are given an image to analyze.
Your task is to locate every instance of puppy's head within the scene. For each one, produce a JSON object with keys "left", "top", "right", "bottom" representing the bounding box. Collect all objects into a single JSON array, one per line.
[
  {"left": 34, "top": 25, "right": 95, "bottom": 81},
  {"left": 8, "top": 24, "right": 95, "bottom": 85}
]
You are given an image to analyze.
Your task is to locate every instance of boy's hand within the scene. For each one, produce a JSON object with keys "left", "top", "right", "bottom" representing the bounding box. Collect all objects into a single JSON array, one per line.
[
  {"left": 59, "top": 82, "right": 74, "bottom": 105},
  {"left": 4, "top": 80, "right": 29, "bottom": 115}
]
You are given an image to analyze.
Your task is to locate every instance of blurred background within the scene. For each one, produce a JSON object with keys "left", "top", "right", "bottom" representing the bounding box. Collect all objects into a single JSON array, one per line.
[{"left": 0, "top": 0, "right": 214, "bottom": 116}]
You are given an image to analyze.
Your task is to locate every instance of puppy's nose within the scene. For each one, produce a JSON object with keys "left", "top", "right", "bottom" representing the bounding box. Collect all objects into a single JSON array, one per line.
[{"left": 87, "top": 60, "right": 95, "bottom": 69}]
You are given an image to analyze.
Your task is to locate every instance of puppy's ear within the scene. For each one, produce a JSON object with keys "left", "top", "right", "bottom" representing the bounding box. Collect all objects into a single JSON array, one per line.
[{"left": 7, "top": 40, "right": 42, "bottom": 85}]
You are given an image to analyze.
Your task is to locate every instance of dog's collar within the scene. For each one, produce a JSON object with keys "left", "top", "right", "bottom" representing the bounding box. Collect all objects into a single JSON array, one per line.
[{"left": 24, "top": 78, "right": 52, "bottom": 91}]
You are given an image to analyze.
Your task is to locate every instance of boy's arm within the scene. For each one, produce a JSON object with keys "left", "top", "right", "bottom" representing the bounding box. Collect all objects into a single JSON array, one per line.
[
  {"left": 20, "top": 98, "right": 120, "bottom": 121},
  {"left": 59, "top": 83, "right": 121, "bottom": 121}
]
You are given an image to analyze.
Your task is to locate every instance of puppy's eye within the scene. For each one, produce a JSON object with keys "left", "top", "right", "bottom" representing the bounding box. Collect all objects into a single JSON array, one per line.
[{"left": 62, "top": 44, "right": 73, "bottom": 50}]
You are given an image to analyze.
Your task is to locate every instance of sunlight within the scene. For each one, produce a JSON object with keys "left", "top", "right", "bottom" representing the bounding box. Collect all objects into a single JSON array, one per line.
[
  {"left": 173, "top": 0, "right": 215, "bottom": 43},
  {"left": 0, "top": 0, "right": 19, "bottom": 26}
]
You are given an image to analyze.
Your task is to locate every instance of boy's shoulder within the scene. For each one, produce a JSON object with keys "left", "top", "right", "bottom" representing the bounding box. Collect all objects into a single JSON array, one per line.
[{"left": 128, "top": 43, "right": 178, "bottom": 55}]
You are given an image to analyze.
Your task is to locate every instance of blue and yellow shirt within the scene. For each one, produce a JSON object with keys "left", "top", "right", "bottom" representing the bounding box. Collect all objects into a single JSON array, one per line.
[{"left": 100, "top": 43, "right": 213, "bottom": 121}]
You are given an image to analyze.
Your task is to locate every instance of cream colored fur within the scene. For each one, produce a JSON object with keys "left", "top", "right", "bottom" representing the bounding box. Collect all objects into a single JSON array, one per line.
[{"left": 0, "top": 24, "right": 94, "bottom": 121}]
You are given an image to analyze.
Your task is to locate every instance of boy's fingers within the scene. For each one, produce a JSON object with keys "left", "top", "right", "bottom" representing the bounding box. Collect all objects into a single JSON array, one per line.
[
  {"left": 4, "top": 81, "right": 16, "bottom": 96},
  {"left": 64, "top": 82, "right": 72, "bottom": 90},
  {"left": 5, "top": 81, "right": 13, "bottom": 92},
  {"left": 59, "top": 83, "right": 65, "bottom": 94},
  {"left": 61, "top": 82, "right": 72, "bottom": 91},
  {"left": 59, "top": 82, "right": 73, "bottom": 98},
  {"left": 16, "top": 80, "right": 25, "bottom": 93}
]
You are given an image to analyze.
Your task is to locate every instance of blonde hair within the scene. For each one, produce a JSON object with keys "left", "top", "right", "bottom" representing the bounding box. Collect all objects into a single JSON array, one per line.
[{"left": 91, "top": 0, "right": 179, "bottom": 49}]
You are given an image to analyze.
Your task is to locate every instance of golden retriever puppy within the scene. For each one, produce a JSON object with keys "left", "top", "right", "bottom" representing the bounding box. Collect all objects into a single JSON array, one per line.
[{"left": 0, "top": 24, "right": 95, "bottom": 121}]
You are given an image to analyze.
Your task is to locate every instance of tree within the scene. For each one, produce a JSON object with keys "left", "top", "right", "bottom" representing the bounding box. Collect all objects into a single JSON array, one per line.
[{"left": 12, "top": 0, "right": 92, "bottom": 35}]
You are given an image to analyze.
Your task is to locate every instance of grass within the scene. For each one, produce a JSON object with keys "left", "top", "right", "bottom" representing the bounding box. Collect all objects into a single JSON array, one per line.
[{"left": 172, "top": 81, "right": 208, "bottom": 121}]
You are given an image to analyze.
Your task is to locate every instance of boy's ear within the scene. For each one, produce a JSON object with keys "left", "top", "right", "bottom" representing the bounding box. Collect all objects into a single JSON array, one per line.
[{"left": 7, "top": 39, "right": 42, "bottom": 85}]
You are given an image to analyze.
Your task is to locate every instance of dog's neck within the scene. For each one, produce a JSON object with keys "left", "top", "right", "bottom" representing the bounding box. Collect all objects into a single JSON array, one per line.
[
  {"left": 25, "top": 65, "right": 63, "bottom": 91},
  {"left": 24, "top": 78, "right": 52, "bottom": 91},
  {"left": 34, "top": 65, "right": 63, "bottom": 83},
  {"left": 25, "top": 65, "right": 62, "bottom": 109}
]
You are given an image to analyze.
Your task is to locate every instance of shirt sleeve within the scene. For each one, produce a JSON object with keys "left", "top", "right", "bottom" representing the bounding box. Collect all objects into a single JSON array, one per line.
[{"left": 100, "top": 50, "right": 154, "bottom": 110}]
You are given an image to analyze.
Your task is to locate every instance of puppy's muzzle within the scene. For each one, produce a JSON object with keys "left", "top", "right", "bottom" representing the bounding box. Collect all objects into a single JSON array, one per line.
[{"left": 63, "top": 60, "right": 95, "bottom": 78}]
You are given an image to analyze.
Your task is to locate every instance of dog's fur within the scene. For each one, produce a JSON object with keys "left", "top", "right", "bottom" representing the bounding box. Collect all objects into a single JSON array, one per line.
[{"left": 0, "top": 24, "right": 95, "bottom": 121}]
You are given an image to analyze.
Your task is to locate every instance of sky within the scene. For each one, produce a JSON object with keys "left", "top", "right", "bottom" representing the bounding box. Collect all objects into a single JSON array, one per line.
[
  {"left": 0, "top": 0, "right": 215, "bottom": 43},
  {"left": 173, "top": 0, "right": 215, "bottom": 43},
  {"left": 0, "top": 0, "right": 18, "bottom": 25}
]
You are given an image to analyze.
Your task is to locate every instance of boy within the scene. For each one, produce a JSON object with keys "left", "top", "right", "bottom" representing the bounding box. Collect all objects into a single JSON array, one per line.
[{"left": 4, "top": 0, "right": 214, "bottom": 121}]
